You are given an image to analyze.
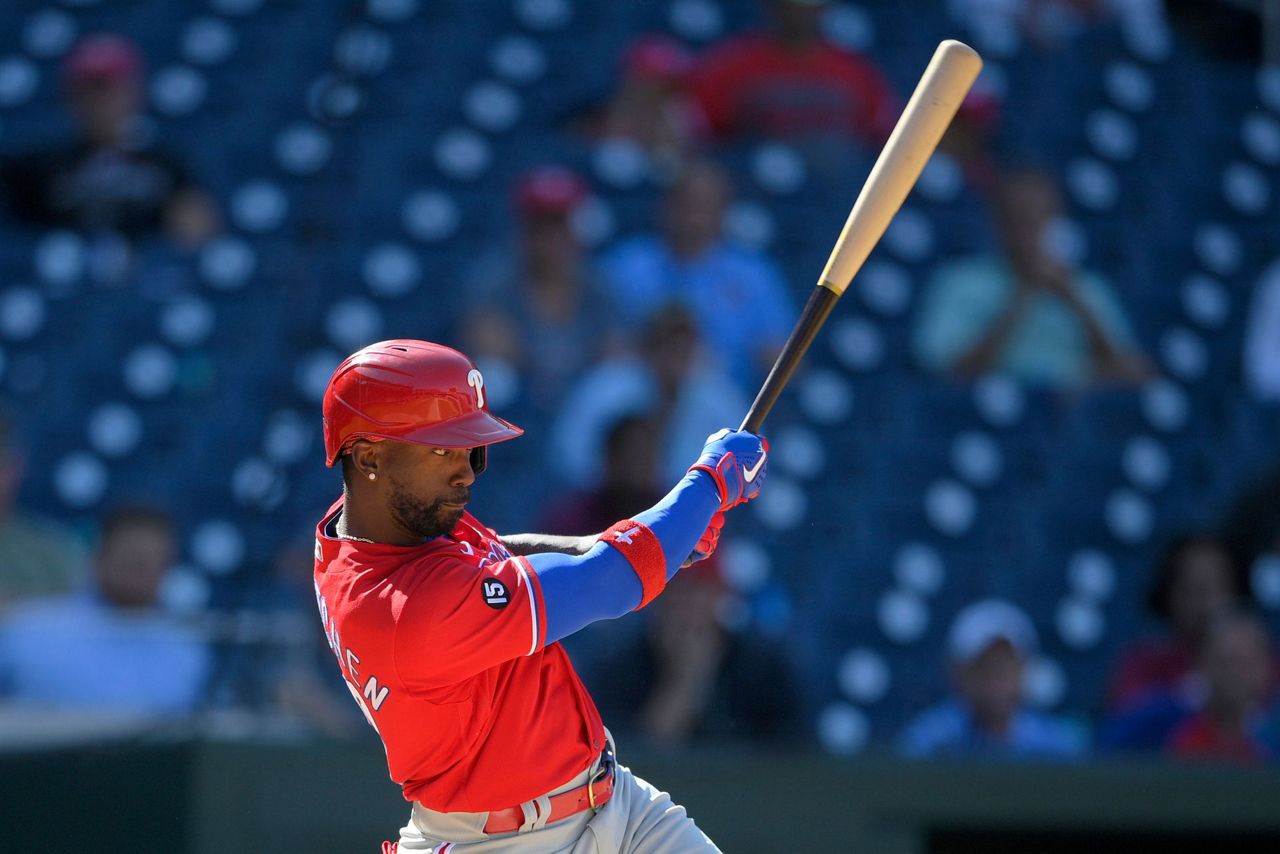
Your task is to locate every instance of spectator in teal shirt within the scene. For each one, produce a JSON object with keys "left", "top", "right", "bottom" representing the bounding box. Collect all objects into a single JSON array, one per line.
[{"left": 913, "top": 169, "right": 1150, "bottom": 388}]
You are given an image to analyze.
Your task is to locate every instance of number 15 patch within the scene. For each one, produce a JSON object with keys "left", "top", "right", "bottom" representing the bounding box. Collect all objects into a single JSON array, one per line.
[{"left": 481, "top": 578, "right": 509, "bottom": 609}]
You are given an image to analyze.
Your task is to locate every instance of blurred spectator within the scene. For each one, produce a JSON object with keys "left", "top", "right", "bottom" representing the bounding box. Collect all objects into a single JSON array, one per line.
[
  {"left": 544, "top": 416, "right": 796, "bottom": 748},
  {"left": 586, "top": 566, "right": 799, "bottom": 749},
  {"left": 948, "top": 0, "right": 1120, "bottom": 53},
  {"left": 898, "top": 599, "right": 1087, "bottom": 758},
  {"left": 576, "top": 35, "right": 706, "bottom": 176},
  {"left": 600, "top": 160, "right": 793, "bottom": 387},
  {"left": 1106, "top": 535, "right": 1243, "bottom": 712},
  {"left": 0, "top": 506, "right": 210, "bottom": 716},
  {"left": 1168, "top": 610, "right": 1275, "bottom": 764},
  {"left": 1242, "top": 258, "right": 1280, "bottom": 403},
  {"left": 542, "top": 414, "right": 665, "bottom": 536},
  {"left": 1221, "top": 455, "right": 1280, "bottom": 589},
  {"left": 550, "top": 302, "right": 746, "bottom": 489},
  {"left": 0, "top": 33, "right": 220, "bottom": 248},
  {"left": 688, "top": 0, "right": 896, "bottom": 145},
  {"left": 937, "top": 77, "right": 1004, "bottom": 198},
  {"left": 913, "top": 168, "right": 1150, "bottom": 387},
  {"left": 0, "top": 411, "right": 87, "bottom": 606},
  {"left": 540, "top": 413, "right": 677, "bottom": 738},
  {"left": 462, "top": 166, "right": 621, "bottom": 411},
  {"left": 1096, "top": 685, "right": 1194, "bottom": 754}
]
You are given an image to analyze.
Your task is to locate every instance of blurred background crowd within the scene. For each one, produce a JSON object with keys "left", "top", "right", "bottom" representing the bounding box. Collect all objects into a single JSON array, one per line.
[{"left": 0, "top": 0, "right": 1279, "bottom": 774}]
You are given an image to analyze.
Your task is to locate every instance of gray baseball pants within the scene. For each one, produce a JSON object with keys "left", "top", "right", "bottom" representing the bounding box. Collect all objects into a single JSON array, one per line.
[{"left": 393, "top": 740, "right": 720, "bottom": 853}]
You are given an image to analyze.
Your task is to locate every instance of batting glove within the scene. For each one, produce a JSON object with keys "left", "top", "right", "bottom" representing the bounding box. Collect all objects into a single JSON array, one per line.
[
  {"left": 687, "top": 511, "right": 726, "bottom": 564},
  {"left": 689, "top": 428, "right": 768, "bottom": 512}
]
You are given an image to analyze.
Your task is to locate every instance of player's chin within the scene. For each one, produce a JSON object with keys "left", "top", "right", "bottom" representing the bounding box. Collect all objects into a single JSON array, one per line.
[{"left": 439, "top": 502, "right": 467, "bottom": 524}]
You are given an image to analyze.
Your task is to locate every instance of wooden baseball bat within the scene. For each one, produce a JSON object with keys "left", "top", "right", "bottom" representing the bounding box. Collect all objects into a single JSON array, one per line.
[{"left": 740, "top": 40, "right": 983, "bottom": 434}]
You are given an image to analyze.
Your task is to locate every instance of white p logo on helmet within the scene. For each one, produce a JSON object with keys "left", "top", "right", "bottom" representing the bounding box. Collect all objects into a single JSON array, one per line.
[{"left": 467, "top": 369, "right": 485, "bottom": 409}]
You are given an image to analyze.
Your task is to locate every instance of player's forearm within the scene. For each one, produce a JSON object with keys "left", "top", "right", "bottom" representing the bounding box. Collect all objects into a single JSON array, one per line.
[
  {"left": 631, "top": 470, "right": 722, "bottom": 579},
  {"left": 525, "top": 470, "right": 722, "bottom": 643},
  {"left": 500, "top": 533, "right": 594, "bottom": 556}
]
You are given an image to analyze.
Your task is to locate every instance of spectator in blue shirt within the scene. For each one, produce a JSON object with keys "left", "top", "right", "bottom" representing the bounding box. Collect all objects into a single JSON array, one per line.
[
  {"left": 898, "top": 599, "right": 1087, "bottom": 759},
  {"left": 549, "top": 302, "right": 747, "bottom": 489},
  {"left": 600, "top": 160, "right": 793, "bottom": 388},
  {"left": 0, "top": 506, "right": 210, "bottom": 717}
]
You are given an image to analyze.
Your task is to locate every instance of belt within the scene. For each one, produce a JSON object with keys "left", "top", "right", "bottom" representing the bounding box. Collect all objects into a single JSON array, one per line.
[{"left": 482, "top": 750, "right": 615, "bottom": 835}]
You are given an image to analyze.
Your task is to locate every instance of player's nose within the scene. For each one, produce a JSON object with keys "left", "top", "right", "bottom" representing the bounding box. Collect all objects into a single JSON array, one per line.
[{"left": 451, "top": 451, "right": 476, "bottom": 487}]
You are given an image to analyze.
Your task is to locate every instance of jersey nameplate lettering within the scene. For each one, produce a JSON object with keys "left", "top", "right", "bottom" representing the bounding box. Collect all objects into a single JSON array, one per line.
[{"left": 315, "top": 577, "right": 391, "bottom": 729}]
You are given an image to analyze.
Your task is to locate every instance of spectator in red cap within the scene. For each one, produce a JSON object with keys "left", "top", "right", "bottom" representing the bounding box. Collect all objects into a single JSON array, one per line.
[
  {"left": 688, "top": 0, "right": 896, "bottom": 146},
  {"left": 461, "top": 166, "right": 621, "bottom": 412},
  {"left": 578, "top": 34, "right": 707, "bottom": 177},
  {"left": 514, "top": 165, "right": 589, "bottom": 219},
  {"left": 0, "top": 33, "right": 220, "bottom": 249}
]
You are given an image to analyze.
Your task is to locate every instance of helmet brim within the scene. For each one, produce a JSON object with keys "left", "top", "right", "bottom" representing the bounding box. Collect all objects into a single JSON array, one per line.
[
  {"left": 327, "top": 408, "right": 524, "bottom": 466},
  {"left": 399, "top": 407, "right": 525, "bottom": 449}
]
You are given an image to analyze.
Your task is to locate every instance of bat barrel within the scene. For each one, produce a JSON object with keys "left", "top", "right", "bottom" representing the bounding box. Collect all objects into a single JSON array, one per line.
[
  {"left": 817, "top": 39, "right": 982, "bottom": 296},
  {"left": 738, "top": 39, "right": 981, "bottom": 436}
]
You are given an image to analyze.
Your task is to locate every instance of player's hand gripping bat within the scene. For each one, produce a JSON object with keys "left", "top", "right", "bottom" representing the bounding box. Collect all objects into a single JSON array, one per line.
[{"left": 740, "top": 40, "right": 983, "bottom": 433}]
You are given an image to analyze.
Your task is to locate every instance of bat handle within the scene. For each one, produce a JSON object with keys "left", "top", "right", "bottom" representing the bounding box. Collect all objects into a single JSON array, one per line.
[{"left": 739, "top": 285, "right": 842, "bottom": 434}]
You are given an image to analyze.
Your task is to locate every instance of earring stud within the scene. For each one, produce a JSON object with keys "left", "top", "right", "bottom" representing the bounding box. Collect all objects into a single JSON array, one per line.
[{"left": 368, "top": 472, "right": 377, "bottom": 481}]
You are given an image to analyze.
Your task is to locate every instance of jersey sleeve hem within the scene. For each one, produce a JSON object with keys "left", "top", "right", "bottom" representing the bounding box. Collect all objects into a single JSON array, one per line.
[{"left": 516, "top": 556, "right": 546, "bottom": 655}]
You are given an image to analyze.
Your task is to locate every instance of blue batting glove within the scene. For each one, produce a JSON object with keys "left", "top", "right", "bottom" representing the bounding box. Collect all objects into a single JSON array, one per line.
[{"left": 689, "top": 428, "right": 769, "bottom": 512}]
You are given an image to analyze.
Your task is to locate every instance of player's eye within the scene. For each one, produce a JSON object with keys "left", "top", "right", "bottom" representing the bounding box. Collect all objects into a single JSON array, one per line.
[{"left": 431, "top": 448, "right": 449, "bottom": 457}]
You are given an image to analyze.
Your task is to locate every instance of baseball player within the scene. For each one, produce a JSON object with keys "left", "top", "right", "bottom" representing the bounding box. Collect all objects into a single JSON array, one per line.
[{"left": 314, "top": 339, "right": 768, "bottom": 853}]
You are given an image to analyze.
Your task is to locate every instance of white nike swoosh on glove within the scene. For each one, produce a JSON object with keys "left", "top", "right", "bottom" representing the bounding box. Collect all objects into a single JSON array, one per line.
[{"left": 744, "top": 453, "right": 766, "bottom": 483}]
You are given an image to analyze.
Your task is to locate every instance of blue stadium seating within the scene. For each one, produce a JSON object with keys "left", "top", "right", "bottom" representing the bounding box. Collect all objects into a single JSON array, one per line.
[{"left": 1, "top": 0, "right": 1276, "bottom": 750}]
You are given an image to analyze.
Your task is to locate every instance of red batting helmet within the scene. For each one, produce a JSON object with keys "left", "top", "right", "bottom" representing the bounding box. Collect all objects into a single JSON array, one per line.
[{"left": 322, "top": 339, "right": 523, "bottom": 473}]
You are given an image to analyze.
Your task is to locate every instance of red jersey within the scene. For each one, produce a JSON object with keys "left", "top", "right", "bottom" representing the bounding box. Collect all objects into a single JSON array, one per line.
[
  {"left": 313, "top": 499, "right": 607, "bottom": 812},
  {"left": 1105, "top": 639, "right": 1195, "bottom": 711},
  {"left": 689, "top": 35, "right": 896, "bottom": 142},
  {"left": 1169, "top": 712, "right": 1270, "bottom": 765}
]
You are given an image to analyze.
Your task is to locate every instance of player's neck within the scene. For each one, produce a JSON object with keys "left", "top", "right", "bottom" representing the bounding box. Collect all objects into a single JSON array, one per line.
[{"left": 339, "top": 491, "right": 422, "bottom": 547}]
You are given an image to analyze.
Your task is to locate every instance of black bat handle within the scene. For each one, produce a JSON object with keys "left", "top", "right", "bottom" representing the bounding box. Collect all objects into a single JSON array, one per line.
[{"left": 740, "top": 285, "right": 842, "bottom": 434}]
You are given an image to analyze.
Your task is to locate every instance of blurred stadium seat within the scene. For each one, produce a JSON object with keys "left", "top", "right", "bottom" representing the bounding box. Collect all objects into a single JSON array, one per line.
[{"left": 0, "top": 0, "right": 1277, "bottom": 757}]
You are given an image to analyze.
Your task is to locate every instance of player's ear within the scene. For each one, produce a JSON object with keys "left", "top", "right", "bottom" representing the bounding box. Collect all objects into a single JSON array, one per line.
[{"left": 348, "top": 440, "right": 382, "bottom": 482}]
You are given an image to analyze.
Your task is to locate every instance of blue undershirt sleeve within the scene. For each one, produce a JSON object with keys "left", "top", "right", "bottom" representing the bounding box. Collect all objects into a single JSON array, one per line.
[{"left": 526, "top": 469, "right": 722, "bottom": 644}]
